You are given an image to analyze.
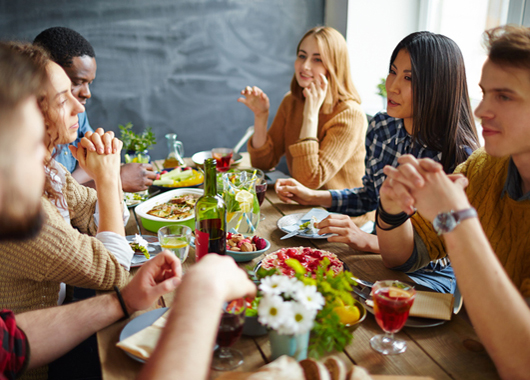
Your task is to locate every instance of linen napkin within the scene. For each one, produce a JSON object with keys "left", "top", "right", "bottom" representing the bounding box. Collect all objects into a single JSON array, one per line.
[
  {"left": 409, "top": 291, "right": 454, "bottom": 321},
  {"left": 116, "top": 311, "right": 169, "bottom": 360}
]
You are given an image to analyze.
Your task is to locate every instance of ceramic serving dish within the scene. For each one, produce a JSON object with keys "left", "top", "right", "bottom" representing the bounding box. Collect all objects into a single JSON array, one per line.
[{"left": 135, "top": 188, "right": 203, "bottom": 233}]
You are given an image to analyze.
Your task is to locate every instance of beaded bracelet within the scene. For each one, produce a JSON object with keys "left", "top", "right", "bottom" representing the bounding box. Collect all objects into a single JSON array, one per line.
[
  {"left": 114, "top": 286, "right": 130, "bottom": 319},
  {"left": 375, "top": 201, "right": 412, "bottom": 231}
]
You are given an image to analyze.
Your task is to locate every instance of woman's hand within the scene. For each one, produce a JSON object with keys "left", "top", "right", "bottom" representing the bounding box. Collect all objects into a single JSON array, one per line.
[
  {"left": 317, "top": 214, "right": 378, "bottom": 252},
  {"left": 237, "top": 86, "right": 270, "bottom": 117},
  {"left": 74, "top": 139, "right": 122, "bottom": 182},
  {"left": 275, "top": 178, "right": 318, "bottom": 205},
  {"left": 302, "top": 73, "right": 328, "bottom": 118},
  {"left": 79, "top": 128, "right": 121, "bottom": 155}
]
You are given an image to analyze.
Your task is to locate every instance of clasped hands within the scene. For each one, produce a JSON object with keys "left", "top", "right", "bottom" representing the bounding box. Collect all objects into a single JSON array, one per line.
[
  {"left": 69, "top": 128, "right": 122, "bottom": 181},
  {"left": 379, "top": 155, "right": 472, "bottom": 223}
]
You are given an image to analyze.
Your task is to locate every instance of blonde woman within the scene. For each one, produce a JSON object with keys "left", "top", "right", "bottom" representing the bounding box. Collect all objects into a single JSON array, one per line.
[{"left": 238, "top": 26, "right": 367, "bottom": 190}]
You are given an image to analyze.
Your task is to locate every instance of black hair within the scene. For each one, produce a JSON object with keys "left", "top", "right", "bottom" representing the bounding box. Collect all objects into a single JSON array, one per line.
[
  {"left": 389, "top": 32, "right": 479, "bottom": 173},
  {"left": 33, "top": 26, "right": 95, "bottom": 68}
]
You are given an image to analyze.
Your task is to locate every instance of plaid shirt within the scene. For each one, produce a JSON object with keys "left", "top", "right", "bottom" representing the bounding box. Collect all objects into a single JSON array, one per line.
[
  {"left": 1, "top": 310, "right": 28, "bottom": 380},
  {"left": 329, "top": 112, "right": 442, "bottom": 215}
]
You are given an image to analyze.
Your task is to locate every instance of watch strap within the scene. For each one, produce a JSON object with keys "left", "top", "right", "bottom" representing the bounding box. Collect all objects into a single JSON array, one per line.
[
  {"left": 453, "top": 207, "right": 478, "bottom": 224},
  {"left": 434, "top": 207, "right": 477, "bottom": 235}
]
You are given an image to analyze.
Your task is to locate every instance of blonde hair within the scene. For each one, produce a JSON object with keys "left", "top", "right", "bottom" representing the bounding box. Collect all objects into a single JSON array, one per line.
[{"left": 290, "top": 26, "right": 361, "bottom": 114}]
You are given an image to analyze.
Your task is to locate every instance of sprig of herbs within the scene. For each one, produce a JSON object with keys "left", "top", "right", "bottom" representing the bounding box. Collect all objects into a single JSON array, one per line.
[{"left": 119, "top": 122, "right": 157, "bottom": 152}]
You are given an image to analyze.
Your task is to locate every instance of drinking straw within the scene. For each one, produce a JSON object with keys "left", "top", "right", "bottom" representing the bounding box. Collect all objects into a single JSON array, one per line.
[
  {"left": 235, "top": 213, "right": 244, "bottom": 232},
  {"left": 245, "top": 212, "right": 256, "bottom": 233}
]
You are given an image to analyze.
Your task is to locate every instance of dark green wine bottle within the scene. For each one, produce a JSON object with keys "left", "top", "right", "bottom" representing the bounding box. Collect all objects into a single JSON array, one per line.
[{"left": 194, "top": 158, "right": 226, "bottom": 260}]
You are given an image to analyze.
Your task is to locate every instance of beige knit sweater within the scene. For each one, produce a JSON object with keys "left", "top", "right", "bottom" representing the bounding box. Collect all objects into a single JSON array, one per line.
[
  {"left": 0, "top": 168, "right": 130, "bottom": 315},
  {"left": 247, "top": 93, "right": 367, "bottom": 190}
]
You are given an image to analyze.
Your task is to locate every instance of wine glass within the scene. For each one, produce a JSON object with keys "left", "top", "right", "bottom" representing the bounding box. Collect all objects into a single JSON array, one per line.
[
  {"left": 211, "top": 298, "right": 246, "bottom": 370},
  {"left": 255, "top": 178, "right": 268, "bottom": 221},
  {"left": 370, "top": 280, "right": 416, "bottom": 355}
]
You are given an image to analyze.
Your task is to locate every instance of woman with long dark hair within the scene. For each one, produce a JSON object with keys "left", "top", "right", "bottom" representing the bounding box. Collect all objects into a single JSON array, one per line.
[{"left": 275, "top": 31, "right": 479, "bottom": 292}]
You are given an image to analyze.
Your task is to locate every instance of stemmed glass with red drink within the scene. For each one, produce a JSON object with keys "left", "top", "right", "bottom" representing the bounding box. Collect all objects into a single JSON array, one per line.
[
  {"left": 211, "top": 298, "right": 246, "bottom": 370},
  {"left": 370, "top": 280, "right": 416, "bottom": 355}
]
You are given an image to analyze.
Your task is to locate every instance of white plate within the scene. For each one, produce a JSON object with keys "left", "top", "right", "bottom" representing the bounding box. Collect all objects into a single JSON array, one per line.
[
  {"left": 119, "top": 308, "right": 169, "bottom": 363},
  {"left": 134, "top": 188, "right": 204, "bottom": 223},
  {"left": 191, "top": 151, "right": 243, "bottom": 166},
  {"left": 276, "top": 213, "right": 331, "bottom": 239},
  {"left": 126, "top": 235, "right": 162, "bottom": 268}
]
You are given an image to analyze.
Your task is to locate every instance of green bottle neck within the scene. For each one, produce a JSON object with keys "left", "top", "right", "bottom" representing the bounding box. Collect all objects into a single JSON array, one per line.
[{"left": 204, "top": 159, "right": 217, "bottom": 196}]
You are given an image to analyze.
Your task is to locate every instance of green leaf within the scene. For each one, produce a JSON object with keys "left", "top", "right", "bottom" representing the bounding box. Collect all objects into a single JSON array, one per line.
[{"left": 285, "top": 258, "right": 306, "bottom": 275}]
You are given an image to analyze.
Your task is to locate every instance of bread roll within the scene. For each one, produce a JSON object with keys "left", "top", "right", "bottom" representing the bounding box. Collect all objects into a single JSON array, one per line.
[
  {"left": 347, "top": 365, "right": 372, "bottom": 380},
  {"left": 300, "top": 358, "right": 331, "bottom": 380},
  {"left": 323, "top": 356, "right": 347, "bottom": 380}
]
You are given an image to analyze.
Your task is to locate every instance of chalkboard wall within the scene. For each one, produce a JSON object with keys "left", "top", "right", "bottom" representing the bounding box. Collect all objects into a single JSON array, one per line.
[{"left": 0, "top": 0, "right": 324, "bottom": 161}]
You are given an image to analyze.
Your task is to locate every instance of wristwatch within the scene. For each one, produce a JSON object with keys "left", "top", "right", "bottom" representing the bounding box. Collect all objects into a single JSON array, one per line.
[{"left": 432, "top": 207, "right": 478, "bottom": 235}]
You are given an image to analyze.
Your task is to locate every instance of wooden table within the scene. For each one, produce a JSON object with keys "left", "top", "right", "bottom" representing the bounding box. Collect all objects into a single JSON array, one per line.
[{"left": 97, "top": 159, "right": 500, "bottom": 380}]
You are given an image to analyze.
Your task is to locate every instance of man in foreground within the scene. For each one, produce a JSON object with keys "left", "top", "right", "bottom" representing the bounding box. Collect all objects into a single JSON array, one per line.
[
  {"left": 376, "top": 25, "right": 530, "bottom": 379},
  {"left": 33, "top": 26, "right": 156, "bottom": 192},
  {"left": 0, "top": 44, "right": 255, "bottom": 380}
]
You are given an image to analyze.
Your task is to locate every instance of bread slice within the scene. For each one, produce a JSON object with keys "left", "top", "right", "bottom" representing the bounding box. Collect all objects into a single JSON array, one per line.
[
  {"left": 346, "top": 365, "right": 373, "bottom": 380},
  {"left": 323, "top": 356, "right": 347, "bottom": 380},
  {"left": 300, "top": 358, "right": 331, "bottom": 380}
]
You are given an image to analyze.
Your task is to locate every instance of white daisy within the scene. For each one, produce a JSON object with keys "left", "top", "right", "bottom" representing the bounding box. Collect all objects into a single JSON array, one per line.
[
  {"left": 282, "top": 277, "right": 305, "bottom": 300},
  {"left": 258, "top": 294, "right": 292, "bottom": 330},
  {"left": 295, "top": 285, "right": 325, "bottom": 311},
  {"left": 259, "top": 275, "right": 290, "bottom": 296},
  {"left": 283, "top": 301, "right": 316, "bottom": 335}
]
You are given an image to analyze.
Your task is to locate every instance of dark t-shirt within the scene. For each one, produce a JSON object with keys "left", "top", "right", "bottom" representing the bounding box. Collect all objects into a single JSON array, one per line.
[{"left": 0, "top": 310, "right": 28, "bottom": 380}]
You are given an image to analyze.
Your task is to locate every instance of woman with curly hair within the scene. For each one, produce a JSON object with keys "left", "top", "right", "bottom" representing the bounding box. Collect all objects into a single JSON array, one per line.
[{"left": 0, "top": 42, "right": 133, "bottom": 317}]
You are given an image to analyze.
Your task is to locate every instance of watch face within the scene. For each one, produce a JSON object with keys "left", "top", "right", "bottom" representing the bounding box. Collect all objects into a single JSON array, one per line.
[{"left": 433, "top": 212, "right": 457, "bottom": 235}]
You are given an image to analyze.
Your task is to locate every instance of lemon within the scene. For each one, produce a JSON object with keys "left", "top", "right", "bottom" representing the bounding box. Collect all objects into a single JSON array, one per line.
[
  {"left": 235, "top": 190, "right": 254, "bottom": 213},
  {"left": 333, "top": 305, "right": 361, "bottom": 325},
  {"left": 388, "top": 288, "right": 411, "bottom": 299},
  {"left": 160, "top": 237, "right": 188, "bottom": 249}
]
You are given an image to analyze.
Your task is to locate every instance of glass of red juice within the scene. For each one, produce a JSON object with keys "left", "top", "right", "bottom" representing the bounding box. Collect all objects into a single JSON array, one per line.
[
  {"left": 211, "top": 298, "right": 246, "bottom": 370},
  {"left": 370, "top": 280, "right": 415, "bottom": 355},
  {"left": 212, "top": 148, "right": 233, "bottom": 172}
]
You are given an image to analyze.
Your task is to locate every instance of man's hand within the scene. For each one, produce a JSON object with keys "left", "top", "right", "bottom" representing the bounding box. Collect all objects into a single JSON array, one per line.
[
  {"left": 120, "top": 163, "right": 157, "bottom": 192},
  {"left": 380, "top": 155, "right": 470, "bottom": 221},
  {"left": 121, "top": 250, "right": 182, "bottom": 315},
  {"left": 317, "top": 214, "right": 376, "bottom": 252},
  {"left": 379, "top": 155, "right": 442, "bottom": 215},
  {"left": 186, "top": 254, "right": 256, "bottom": 302}
]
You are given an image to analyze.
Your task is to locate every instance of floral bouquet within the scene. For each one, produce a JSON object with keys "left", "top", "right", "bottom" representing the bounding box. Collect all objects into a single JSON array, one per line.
[
  {"left": 258, "top": 275, "right": 324, "bottom": 335},
  {"left": 252, "top": 258, "right": 359, "bottom": 358}
]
